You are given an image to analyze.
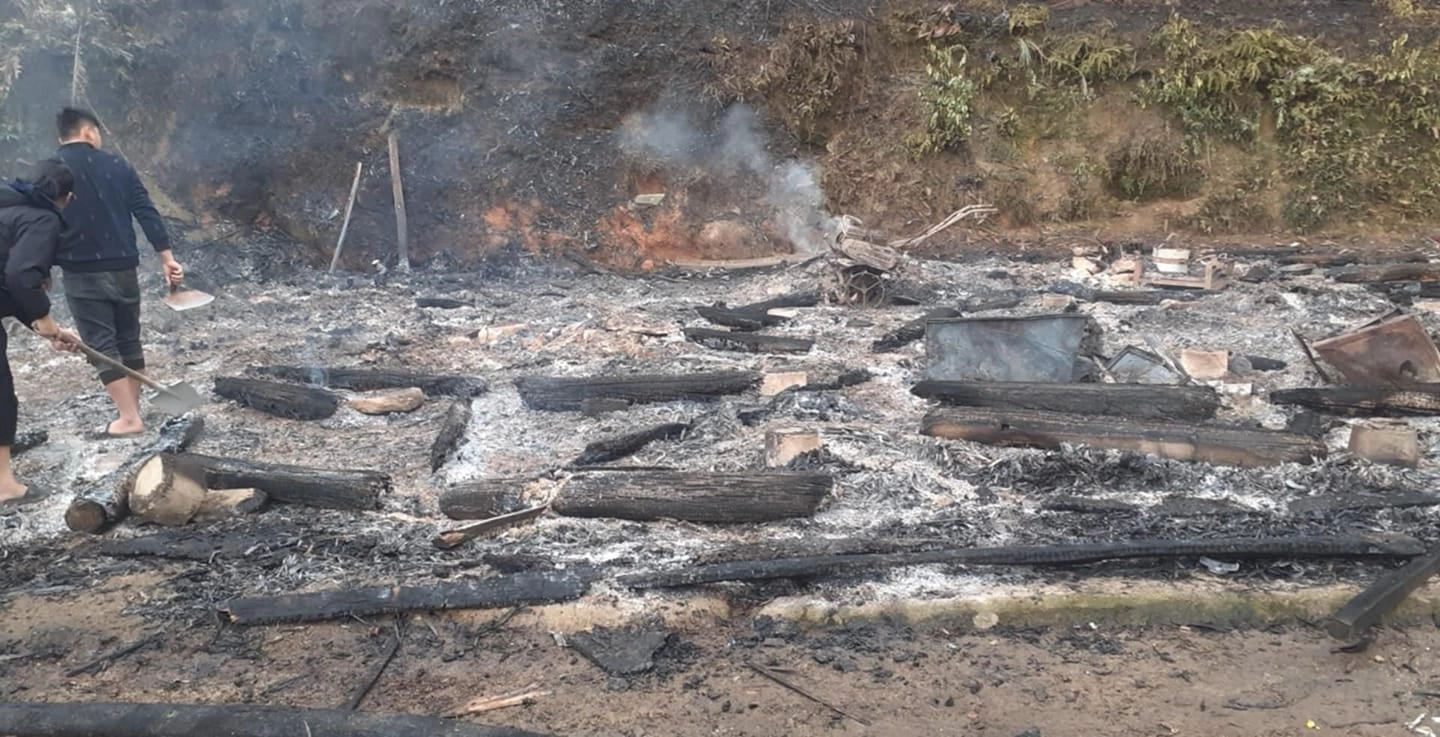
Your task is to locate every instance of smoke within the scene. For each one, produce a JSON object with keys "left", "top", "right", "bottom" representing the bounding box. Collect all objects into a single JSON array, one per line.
[{"left": 618, "top": 103, "right": 838, "bottom": 255}]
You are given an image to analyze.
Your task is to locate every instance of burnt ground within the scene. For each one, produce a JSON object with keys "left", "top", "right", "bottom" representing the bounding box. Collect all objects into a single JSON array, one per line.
[{"left": 2, "top": 228, "right": 1440, "bottom": 733}]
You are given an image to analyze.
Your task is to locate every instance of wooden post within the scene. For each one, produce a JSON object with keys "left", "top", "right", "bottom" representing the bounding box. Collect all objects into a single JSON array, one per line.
[
  {"left": 388, "top": 132, "right": 410, "bottom": 273},
  {"left": 329, "top": 161, "right": 363, "bottom": 273}
]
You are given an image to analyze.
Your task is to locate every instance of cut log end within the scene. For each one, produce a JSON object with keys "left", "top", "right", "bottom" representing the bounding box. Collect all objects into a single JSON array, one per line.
[
  {"left": 63, "top": 501, "right": 108, "bottom": 535},
  {"left": 130, "top": 454, "right": 207, "bottom": 527}
]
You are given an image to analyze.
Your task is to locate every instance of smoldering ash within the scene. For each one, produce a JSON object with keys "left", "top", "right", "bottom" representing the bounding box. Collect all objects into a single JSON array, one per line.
[{"left": 618, "top": 103, "right": 838, "bottom": 255}]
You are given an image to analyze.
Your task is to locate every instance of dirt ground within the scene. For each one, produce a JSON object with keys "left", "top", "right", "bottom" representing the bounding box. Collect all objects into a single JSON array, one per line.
[{"left": 0, "top": 571, "right": 1435, "bottom": 737}]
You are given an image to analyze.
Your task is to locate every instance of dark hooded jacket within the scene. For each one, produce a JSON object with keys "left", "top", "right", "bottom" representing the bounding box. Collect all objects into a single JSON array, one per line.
[{"left": 0, "top": 180, "right": 63, "bottom": 323}]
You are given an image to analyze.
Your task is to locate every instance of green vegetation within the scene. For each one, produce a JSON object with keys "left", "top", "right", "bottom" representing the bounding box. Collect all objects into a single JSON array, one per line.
[
  {"left": 1105, "top": 129, "right": 1200, "bottom": 201},
  {"left": 907, "top": 43, "right": 977, "bottom": 155}
]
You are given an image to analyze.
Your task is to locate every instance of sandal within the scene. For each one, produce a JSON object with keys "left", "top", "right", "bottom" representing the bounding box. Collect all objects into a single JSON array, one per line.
[
  {"left": 0, "top": 484, "right": 54, "bottom": 510},
  {"left": 86, "top": 421, "right": 144, "bottom": 441}
]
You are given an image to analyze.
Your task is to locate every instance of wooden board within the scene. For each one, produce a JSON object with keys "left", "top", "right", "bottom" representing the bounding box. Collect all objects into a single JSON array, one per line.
[
  {"left": 911, "top": 381, "right": 1221, "bottom": 421},
  {"left": 553, "top": 471, "right": 833, "bottom": 523},
  {"left": 515, "top": 371, "right": 760, "bottom": 412}
]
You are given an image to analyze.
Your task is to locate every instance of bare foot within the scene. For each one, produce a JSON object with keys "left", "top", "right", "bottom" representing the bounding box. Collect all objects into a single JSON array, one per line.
[{"left": 0, "top": 480, "right": 27, "bottom": 504}]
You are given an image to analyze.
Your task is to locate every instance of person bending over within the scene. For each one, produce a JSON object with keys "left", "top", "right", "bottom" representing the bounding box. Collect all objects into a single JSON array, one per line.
[{"left": 54, "top": 107, "right": 185, "bottom": 439}]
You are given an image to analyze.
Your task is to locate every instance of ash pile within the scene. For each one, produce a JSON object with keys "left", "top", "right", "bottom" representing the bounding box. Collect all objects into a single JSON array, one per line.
[{"left": 5, "top": 220, "right": 1440, "bottom": 637}]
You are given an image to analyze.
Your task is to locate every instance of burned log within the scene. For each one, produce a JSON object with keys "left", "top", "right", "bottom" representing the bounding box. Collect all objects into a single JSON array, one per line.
[
  {"left": 871, "top": 307, "right": 963, "bottom": 353},
  {"left": 220, "top": 570, "right": 591, "bottom": 625},
  {"left": 570, "top": 423, "right": 690, "bottom": 467},
  {"left": 911, "top": 381, "right": 1221, "bottom": 421},
  {"left": 128, "top": 454, "right": 207, "bottom": 526},
  {"left": 213, "top": 376, "right": 341, "bottom": 421},
  {"left": 65, "top": 414, "right": 205, "bottom": 534},
  {"left": 552, "top": 471, "right": 832, "bottom": 523},
  {"left": 416, "top": 296, "right": 473, "bottom": 309},
  {"left": 249, "top": 365, "right": 488, "bottom": 398},
  {"left": 439, "top": 478, "right": 531, "bottom": 520},
  {"left": 695, "top": 305, "right": 787, "bottom": 332},
  {"left": 683, "top": 327, "right": 814, "bottom": 355},
  {"left": 430, "top": 399, "right": 473, "bottom": 472},
  {"left": 1289, "top": 492, "right": 1440, "bottom": 516},
  {"left": 1330, "top": 263, "right": 1440, "bottom": 283},
  {"left": 922, "top": 407, "right": 1325, "bottom": 467},
  {"left": 744, "top": 290, "right": 822, "bottom": 312},
  {"left": 1325, "top": 548, "right": 1440, "bottom": 641},
  {"left": 619, "top": 534, "right": 1423, "bottom": 589},
  {"left": 176, "top": 454, "right": 389, "bottom": 511},
  {"left": 1269, "top": 384, "right": 1440, "bottom": 417},
  {"left": 0, "top": 701, "right": 552, "bottom": 737},
  {"left": 515, "top": 371, "right": 760, "bottom": 412}
]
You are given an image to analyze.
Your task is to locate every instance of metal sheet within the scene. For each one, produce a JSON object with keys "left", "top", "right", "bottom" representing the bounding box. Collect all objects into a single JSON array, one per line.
[
  {"left": 1107, "top": 346, "right": 1181, "bottom": 385},
  {"left": 924, "top": 314, "right": 1089, "bottom": 383},
  {"left": 1311, "top": 314, "right": 1440, "bottom": 385}
]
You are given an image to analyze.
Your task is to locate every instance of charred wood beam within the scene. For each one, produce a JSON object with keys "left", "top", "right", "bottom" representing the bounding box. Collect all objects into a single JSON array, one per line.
[
  {"left": 695, "top": 305, "right": 786, "bottom": 332},
  {"left": 219, "top": 570, "right": 591, "bottom": 625},
  {"left": 911, "top": 381, "right": 1222, "bottom": 421},
  {"left": 1330, "top": 263, "right": 1440, "bottom": 284},
  {"left": 430, "top": 400, "right": 473, "bottom": 472},
  {"left": 553, "top": 471, "right": 833, "bottom": 523},
  {"left": 415, "top": 297, "right": 473, "bottom": 309},
  {"left": 0, "top": 701, "right": 553, "bottom": 737},
  {"left": 1325, "top": 548, "right": 1440, "bottom": 641},
  {"left": 569, "top": 423, "right": 690, "bottom": 467},
  {"left": 515, "top": 371, "right": 760, "bottom": 412},
  {"left": 871, "top": 307, "right": 963, "bottom": 353},
  {"left": 683, "top": 327, "right": 814, "bottom": 355},
  {"left": 213, "top": 377, "right": 341, "bottom": 421},
  {"left": 1288, "top": 492, "right": 1440, "bottom": 516},
  {"left": 439, "top": 478, "right": 531, "bottom": 520},
  {"left": 65, "top": 415, "right": 205, "bottom": 534},
  {"left": 249, "top": 365, "right": 487, "bottom": 398},
  {"left": 922, "top": 407, "right": 1325, "bottom": 467},
  {"left": 1269, "top": 384, "right": 1440, "bottom": 417},
  {"left": 176, "top": 454, "right": 389, "bottom": 511},
  {"left": 619, "top": 534, "right": 1424, "bottom": 589},
  {"left": 742, "top": 290, "right": 821, "bottom": 312}
]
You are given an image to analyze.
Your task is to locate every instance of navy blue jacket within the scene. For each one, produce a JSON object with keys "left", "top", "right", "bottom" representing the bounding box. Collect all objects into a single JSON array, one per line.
[
  {"left": 54, "top": 142, "right": 169, "bottom": 273},
  {"left": 0, "top": 181, "right": 64, "bottom": 322}
]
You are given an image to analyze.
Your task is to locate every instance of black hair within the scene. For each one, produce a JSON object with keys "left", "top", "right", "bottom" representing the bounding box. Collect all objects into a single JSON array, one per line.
[
  {"left": 27, "top": 158, "right": 75, "bottom": 202},
  {"left": 57, "top": 106, "right": 102, "bottom": 139}
]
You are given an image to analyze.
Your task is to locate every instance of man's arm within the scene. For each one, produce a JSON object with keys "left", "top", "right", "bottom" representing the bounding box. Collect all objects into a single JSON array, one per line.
[
  {"left": 125, "top": 163, "right": 171, "bottom": 254},
  {"left": 3, "top": 211, "right": 57, "bottom": 325}
]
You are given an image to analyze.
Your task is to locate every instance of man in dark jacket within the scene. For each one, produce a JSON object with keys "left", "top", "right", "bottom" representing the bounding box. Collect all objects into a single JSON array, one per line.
[
  {"left": 0, "top": 159, "right": 82, "bottom": 506},
  {"left": 55, "top": 107, "right": 185, "bottom": 439}
]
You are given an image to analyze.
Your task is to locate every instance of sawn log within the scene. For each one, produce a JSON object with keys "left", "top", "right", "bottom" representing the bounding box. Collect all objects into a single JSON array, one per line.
[
  {"left": 213, "top": 376, "right": 341, "bottom": 421},
  {"left": 175, "top": 454, "right": 389, "bottom": 511},
  {"left": 1269, "top": 384, "right": 1440, "bottom": 417},
  {"left": 515, "top": 371, "right": 760, "bottom": 412},
  {"left": 911, "top": 381, "right": 1222, "bottom": 421},
  {"left": 249, "top": 365, "right": 488, "bottom": 398},
  {"left": 439, "top": 478, "right": 531, "bottom": 520},
  {"left": 922, "top": 407, "right": 1325, "bottom": 467},
  {"left": 65, "top": 414, "right": 205, "bottom": 534},
  {"left": 552, "top": 471, "right": 833, "bottom": 523}
]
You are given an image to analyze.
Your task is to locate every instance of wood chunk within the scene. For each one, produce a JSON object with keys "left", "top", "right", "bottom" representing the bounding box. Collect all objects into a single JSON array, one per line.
[
  {"left": 430, "top": 400, "right": 473, "bottom": 472},
  {"left": 760, "top": 372, "right": 809, "bottom": 396},
  {"left": 871, "top": 307, "right": 963, "bottom": 353},
  {"left": 1349, "top": 424, "right": 1422, "bottom": 468},
  {"left": 213, "top": 376, "right": 341, "bottom": 421},
  {"left": 349, "top": 388, "right": 425, "bottom": 415},
  {"left": 65, "top": 414, "right": 205, "bottom": 534},
  {"left": 249, "top": 365, "right": 487, "bottom": 398},
  {"left": 176, "top": 454, "right": 389, "bottom": 511},
  {"left": 922, "top": 407, "right": 1326, "bottom": 467},
  {"left": 1180, "top": 349, "right": 1230, "bottom": 381},
  {"left": 683, "top": 327, "right": 814, "bottom": 354},
  {"left": 570, "top": 423, "right": 689, "bottom": 467},
  {"left": 1269, "top": 384, "right": 1440, "bottom": 417},
  {"left": 553, "top": 471, "right": 833, "bottom": 523},
  {"left": 515, "top": 371, "right": 760, "bottom": 412},
  {"left": 439, "top": 478, "right": 531, "bottom": 520},
  {"left": 765, "top": 430, "right": 822, "bottom": 467},
  {"left": 570, "top": 627, "right": 670, "bottom": 676},
  {"left": 219, "top": 570, "right": 591, "bottom": 625},
  {"left": 1325, "top": 549, "right": 1440, "bottom": 641},
  {"left": 192, "top": 488, "right": 268, "bottom": 523},
  {"left": 910, "top": 381, "right": 1221, "bottom": 421},
  {"left": 129, "top": 454, "right": 206, "bottom": 526}
]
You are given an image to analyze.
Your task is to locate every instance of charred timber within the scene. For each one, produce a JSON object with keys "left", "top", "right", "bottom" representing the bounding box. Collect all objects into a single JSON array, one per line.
[
  {"left": 619, "top": 534, "right": 1424, "bottom": 589},
  {"left": 695, "top": 305, "right": 787, "bottom": 332},
  {"left": 176, "top": 454, "right": 389, "bottom": 511},
  {"left": 515, "top": 371, "right": 760, "bottom": 412},
  {"left": 1330, "top": 263, "right": 1440, "bottom": 283},
  {"left": 872, "top": 307, "right": 963, "bottom": 353},
  {"left": 439, "top": 478, "right": 531, "bottom": 520},
  {"left": 683, "top": 327, "right": 814, "bottom": 355},
  {"left": 430, "top": 399, "right": 473, "bottom": 471},
  {"left": 570, "top": 423, "right": 690, "bottom": 467},
  {"left": 0, "top": 701, "right": 553, "bottom": 737},
  {"left": 213, "top": 377, "right": 341, "bottom": 421},
  {"left": 64, "top": 414, "right": 205, "bottom": 534},
  {"left": 249, "top": 365, "right": 488, "bottom": 398},
  {"left": 553, "top": 471, "right": 833, "bottom": 523},
  {"left": 910, "top": 381, "right": 1222, "bottom": 421},
  {"left": 220, "top": 570, "right": 591, "bottom": 625},
  {"left": 1325, "top": 548, "right": 1440, "bottom": 641},
  {"left": 921, "top": 407, "right": 1325, "bottom": 467},
  {"left": 1269, "top": 384, "right": 1440, "bottom": 417}
]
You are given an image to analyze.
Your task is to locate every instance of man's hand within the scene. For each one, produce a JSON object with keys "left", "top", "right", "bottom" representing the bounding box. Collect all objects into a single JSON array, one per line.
[
  {"left": 30, "top": 315, "right": 61, "bottom": 339},
  {"left": 49, "top": 329, "right": 80, "bottom": 352},
  {"left": 160, "top": 252, "right": 185, "bottom": 286}
]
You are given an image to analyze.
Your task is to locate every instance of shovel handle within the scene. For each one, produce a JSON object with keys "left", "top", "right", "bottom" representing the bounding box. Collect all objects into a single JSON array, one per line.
[{"left": 70, "top": 341, "right": 164, "bottom": 390}]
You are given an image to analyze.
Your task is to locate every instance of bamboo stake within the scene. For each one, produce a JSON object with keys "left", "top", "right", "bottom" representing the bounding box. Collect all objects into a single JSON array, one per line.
[
  {"left": 388, "top": 132, "right": 410, "bottom": 273},
  {"left": 329, "top": 162, "right": 363, "bottom": 273}
]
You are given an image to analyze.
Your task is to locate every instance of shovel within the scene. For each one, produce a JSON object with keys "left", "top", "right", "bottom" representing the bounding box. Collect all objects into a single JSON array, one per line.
[
  {"left": 163, "top": 281, "right": 214, "bottom": 311},
  {"left": 70, "top": 341, "right": 205, "bottom": 416}
]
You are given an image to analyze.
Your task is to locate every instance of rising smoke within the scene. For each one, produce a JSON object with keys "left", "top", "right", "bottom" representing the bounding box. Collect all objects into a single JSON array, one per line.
[{"left": 618, "top": 103, "right": 838, "bottom": 255}]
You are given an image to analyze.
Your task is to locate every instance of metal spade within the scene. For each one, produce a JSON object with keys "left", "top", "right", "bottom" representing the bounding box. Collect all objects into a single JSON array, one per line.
[
  {"left": 71, "top": 341, "right": 204, "bottom": 415},
  {"left": 163, "top": 281, "right": 214, "bottom": 311}
]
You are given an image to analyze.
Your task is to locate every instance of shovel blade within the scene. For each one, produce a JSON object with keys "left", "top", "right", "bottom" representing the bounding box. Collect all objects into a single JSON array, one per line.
[
  {"left": 152, "top": 382, "right": 204, "bottom": 415},
  {"left": 164, "top": 288, "right": 215, "bottom": 311}
]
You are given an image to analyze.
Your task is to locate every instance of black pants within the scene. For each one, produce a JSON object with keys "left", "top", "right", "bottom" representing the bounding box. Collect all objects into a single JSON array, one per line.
[
  {"left": 61, "top": 269, "right": 144, "bottom": 385},
  {"left": 0, "top": 292, "right": 21, "bottom": 447}
]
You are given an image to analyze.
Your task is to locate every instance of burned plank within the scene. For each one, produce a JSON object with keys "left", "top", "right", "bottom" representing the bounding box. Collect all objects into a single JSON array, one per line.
[
  {"left": 683, "top": 327, "right": 814, "bottom": 355},
  {"left": 1330, "top": 263, "right": 1440, "bottom": 284},
  {"left": 910, "top": 381, "right": 1221, "bottom": 421},
  {"left": 213, "top": 376, "right": 341, "bottom": 421},
  {"left": 515, "top": 371, "right": 760, "bottom": 412},
  {"left": 570, "top": 422, "right": 690, "bottom": 467},
  {"left": 176, "top": 454, "right": 389, "bottom": 511},
  {"left": 1325, "top": 549, "right": 1440, "bottom": 641},
  {"left": 552, "top": 471, "right": 833, "bottom": 523},
  {"left": 439, "top": 478, "right": 531, "bottom": 520},
  {"left": 433, "top": 505, "right": 550, "bottom": 550},
  {"left": 430, "top": 399, "right": 473, "bottom": 472},
  {"left": 0, "top": 701, "right": 553, "bottom": 737},
  {"left": 922, "top": 407, "right": 1325, "bottom": 467},
  {"left": 249, "top": 365, "right": 487, "bottom": 398},
  {"left": 695, "top": 305, "right": 785, "bottom": 332},
  {"left": 65, "top": 414, "right": 205, "bottom": 534},
  {"left": 219, "top": 570, "right": 590, "bottom": 625},
  {"left": 871, "top": 307, "right": 963, "bottom": 353},
  {"left": 618, "top": 534, "right": 1424, "bottom": 589},
  {"left": 1269, "top": 384, "right": 1440, "bottom": 417}
]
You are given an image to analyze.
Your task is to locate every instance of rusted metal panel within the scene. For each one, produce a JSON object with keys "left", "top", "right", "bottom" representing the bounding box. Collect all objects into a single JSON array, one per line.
[
  {"left": 924, "top": 314, "right": 1089, "bottom": 383},
  {"left": 1311, "top": 313, "right": 1440, "bottom": 385}
]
